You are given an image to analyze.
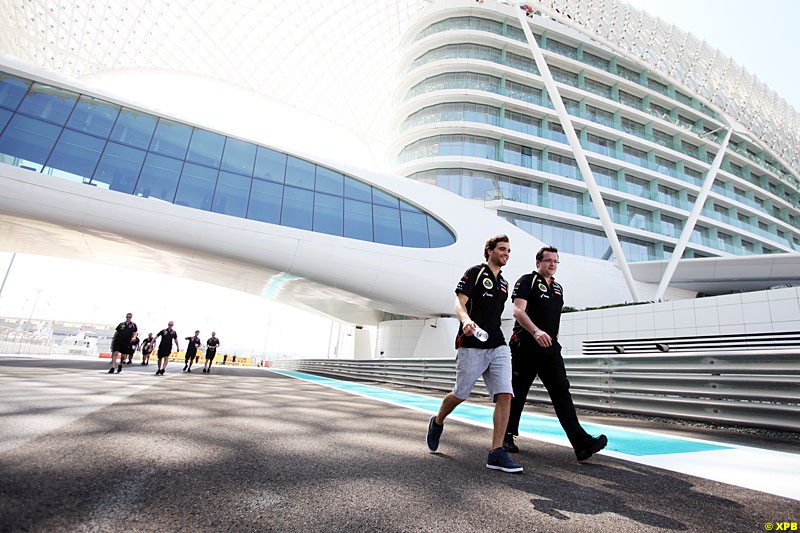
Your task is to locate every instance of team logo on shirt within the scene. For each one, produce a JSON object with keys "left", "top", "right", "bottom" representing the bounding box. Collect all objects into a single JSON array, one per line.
[
  {"left": 538, "top": 282, "right": 548, "bottom": 292},
  {"left": 483, "top": 278, "right": 494, "bottom": 289}
]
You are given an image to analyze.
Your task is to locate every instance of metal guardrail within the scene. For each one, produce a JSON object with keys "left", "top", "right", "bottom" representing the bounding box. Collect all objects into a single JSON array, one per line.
[{"left": 269, "top": 349, "right": 800, "bottom": 432}]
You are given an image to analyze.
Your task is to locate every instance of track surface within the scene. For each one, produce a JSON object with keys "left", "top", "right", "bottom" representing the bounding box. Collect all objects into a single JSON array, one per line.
[{"left": 0, "top": 357, "right": 797, "bottom": 532}]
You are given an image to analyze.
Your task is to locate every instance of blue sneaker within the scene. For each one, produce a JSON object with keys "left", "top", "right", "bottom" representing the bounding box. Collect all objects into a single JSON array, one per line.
[
  {"left": 486, "top": 447, "right": 523, "bottom": 473},
  {"left": 426, "top": 416, "right": 443, "bottom": 452}
]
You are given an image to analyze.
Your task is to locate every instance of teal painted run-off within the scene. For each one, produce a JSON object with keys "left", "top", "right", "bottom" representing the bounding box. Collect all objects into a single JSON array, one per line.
[{"left": 272, "top": 369, "right": 730, "bottom": 456}]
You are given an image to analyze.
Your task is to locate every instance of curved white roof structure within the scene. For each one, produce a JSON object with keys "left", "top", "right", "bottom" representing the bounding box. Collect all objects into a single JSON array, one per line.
[{"left": 1, "top": 0, "right": 797, "bottom": 180}]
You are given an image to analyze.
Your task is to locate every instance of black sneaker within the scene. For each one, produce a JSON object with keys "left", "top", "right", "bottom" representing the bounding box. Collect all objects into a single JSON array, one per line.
[
  {"left": 183, "top": 365, "right": 187, "bottom": 372},
  {"left": 576, "top": 435, "right": 608, "bottom": 462},
  {"left": 187, "top": 368, "right": 192, "bottom": 373},
  {"left": 503, "top": 433, "right": 519, "bottom": 453},
  {"left": 486, "top": 447, "right": 523, "bottom": 473},
  {"left": 426, "top": 416, "right": 443, "bottom": 452},
  {"left": 108, "top": 367, "right": 115, "bottom": 374},
  {"left": 117, "top": 365, "right": 122, "bottom": 373},
  {"left": 140, "top": 362, "right": 145, "bottom": 365}
]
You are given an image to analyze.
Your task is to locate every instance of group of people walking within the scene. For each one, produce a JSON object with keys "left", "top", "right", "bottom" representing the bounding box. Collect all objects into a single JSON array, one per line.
[
  {"left": 426, "top": 235, "right": 607, "bottom": 473},
  {"left": 108, "top": 315, "right": 221, "bottom": 376}
]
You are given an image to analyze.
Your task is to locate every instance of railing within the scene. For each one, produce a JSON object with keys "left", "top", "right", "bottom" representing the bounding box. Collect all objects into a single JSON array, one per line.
[{"left": 269, "top": 335, "right": 800, "bottom": 432}]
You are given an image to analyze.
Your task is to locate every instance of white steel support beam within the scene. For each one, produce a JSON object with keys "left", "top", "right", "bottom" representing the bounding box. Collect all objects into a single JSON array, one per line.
[
  {"left": 513, "top": 7, "right": 641, "bottom": 302},
  {"left": 655, "top": 127, "right": 734, "bottom": 300}
]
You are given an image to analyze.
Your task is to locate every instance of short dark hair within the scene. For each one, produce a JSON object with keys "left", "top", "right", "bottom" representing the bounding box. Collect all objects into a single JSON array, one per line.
[
  {"left": 536, "top": 246, "right": 559, "bottom": 262},
  {"left": 484, "top": 234, "right": 509, "bottom": 260}
]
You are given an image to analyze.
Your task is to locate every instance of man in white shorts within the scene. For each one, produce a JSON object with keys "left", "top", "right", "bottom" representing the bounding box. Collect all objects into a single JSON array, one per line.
[{"left": 425, "top": 235, "right": 522, "bottom": 473}]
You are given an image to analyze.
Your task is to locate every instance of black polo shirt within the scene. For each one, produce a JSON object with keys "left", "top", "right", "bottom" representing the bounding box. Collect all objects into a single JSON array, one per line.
[
  {"left": 113, "top": 321, "right": 137, "bottom": 350},
  {"left": 185, "top": 336, "right": 201, "bottom": 356},
  {"left": 454, "top": 263, "right": 508, "bottom": 349},
  {"left": 206, "top": 337, "right": 220, "bottom": 355},
  {"left": 511, "top": 271, "right": 564, "bottom": 343},
  {"left": 157, "top": 328, "right": 178, "bottom": 351}
]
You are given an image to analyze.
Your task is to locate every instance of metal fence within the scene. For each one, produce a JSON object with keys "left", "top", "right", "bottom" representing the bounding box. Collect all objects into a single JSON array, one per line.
[{"left": 269, "top": 349, "right": 800, "bottom": 432}]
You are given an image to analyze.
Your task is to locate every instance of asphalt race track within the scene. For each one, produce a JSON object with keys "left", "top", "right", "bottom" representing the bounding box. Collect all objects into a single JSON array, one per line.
[{"left": 0, "top": 356, "right": 797, "bottom": 532}]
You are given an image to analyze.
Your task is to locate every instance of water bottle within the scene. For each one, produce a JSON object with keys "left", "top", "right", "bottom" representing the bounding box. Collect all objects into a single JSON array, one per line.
[{"left": 473, "top": 326, "right": 489, "bottom": 342}]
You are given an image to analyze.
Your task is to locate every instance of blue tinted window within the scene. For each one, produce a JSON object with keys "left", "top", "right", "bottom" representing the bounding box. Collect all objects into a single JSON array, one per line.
[
  {"left": 213, "top": 171, "right": 251, "bottom": 217},
  {"left": 373, "top": 188, "right": 400, "bottom": 208},
  {"left": 149, "top": 118, "right": 191, "bottom": 159},
  {"left": 254, "top": 146, "right": 286, "bottom": 183},
  {"left": 400, "top": 199, "right": 422, "bottom": 213},
  {"left": 110, "top": 108, "right": 158, "bottom": 149},
  {"left": 186, "top": 129, "right": 224, "bottom": 168},
  {"left": 0, "top": 114, "right": 60, "bottom": 164},
  {"left": 344, "top": 199, "right": 373, "bottom": 241},
  {"left": 285, "top": 156, "right": 315, "bottom": 189},
  {"left": 281, "top": 186, "right": 313, "bottom": 230},
  {"left": 221, "top": 137, "right": 257, "bottom": 176},
  {"left": 248, "top": 179, "right": 283, "bottom": 224},
  {"left": 175, "top": 162, "right": 217, "bottom": 210},
  {"left": 428, "top": 217, "right": 454, "bottom": 247},
  {"left": 134, "top": 153, "right": 182, "bottom": 201},
  {"left": 44, "top": 129, "right": 104, "bottom": 183},
  {"left": 315, "top": 166, "right": 344, "bottom": 196},
  {"left": 17, "top": 83, "right": 78, "bottom": 125},
  {"left": 92, "top": 142, "right": 145, "bottom": 193},
  {"left": 374, "top": 205, "right": 402, "bottom": 245},
  {"left": 66, "top": 95, "right": 120, "bottom": 139},
  {"left": 345, "top": 176, "right": 372, "bottom": 201},
  {"left": 401, "top": 210, "right": 429, "bottom": 247},
  {"left": 0, "top": 73, "right": 31, "bottom": 111},
  {"left": 313, "top": 192, "right": 343, "bottom": 236},
  {"left": 0, "top": 108, "right": 12, "bottom": 132}
]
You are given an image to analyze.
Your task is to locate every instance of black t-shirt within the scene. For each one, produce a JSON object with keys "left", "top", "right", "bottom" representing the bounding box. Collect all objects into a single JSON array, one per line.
[
  {"left": 157, "top": 328, "right": 178, "bottom": 351},
  {"left": 185, "top": 336, "right": 201, "bottom": 356},
  {"left": 511, "top": 271, "right": 564, "bottom": 343},
  {"left": 454, "top": 263, "right": 508, "bottom": 349},
  {"left": 141, "top": 338, "right": 154, "bottom": 354},
  {"left": 206, "top": 337, "right": 220, "bottom": 354},
  {"left": 113, "top": 321, "right": 137, "bottom": 348}
]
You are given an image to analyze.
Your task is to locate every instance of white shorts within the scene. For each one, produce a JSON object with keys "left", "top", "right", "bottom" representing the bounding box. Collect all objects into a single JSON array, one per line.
[{"left": 453, "top": 345, "right": 513, "bottom": 402}]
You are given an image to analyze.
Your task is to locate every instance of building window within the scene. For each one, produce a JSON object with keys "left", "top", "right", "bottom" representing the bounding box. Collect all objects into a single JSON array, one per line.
[
  {"left": 616, "top": 64, "right": 641, "bottom": 83},
  {"left": 584, "top": 77, "right": 612, "bottom": 99},
  {"left": 582, "top": 51, "right": 610, "bottom": 71},
  {"left": 652, "top": 129, "right": 674, "bottom": 149},
  {"left": 586, "top": 134, "right": 613, "bottom": 156},
  {"left": 0, "top": 69, "right": 455, "bottom": 248},
  {"left": 622, "top": 144, "right": 648, "bottom": 166},
  {"left": 620, "top": 117, "right": 645, "bottom": 136},
  {"left": 619, "top": 90, "right": 644, "bottom": 111}
]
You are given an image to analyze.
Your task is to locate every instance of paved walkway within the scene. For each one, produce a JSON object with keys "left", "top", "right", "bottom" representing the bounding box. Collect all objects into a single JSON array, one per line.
[{"left": 0, "top": 356, "right": 797, "bottom": 532}]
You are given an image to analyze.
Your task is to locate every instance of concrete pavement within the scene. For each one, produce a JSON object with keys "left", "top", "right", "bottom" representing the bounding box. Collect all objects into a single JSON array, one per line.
[{"left": 0, "top": 356, "right": 797, "bottom": 532}]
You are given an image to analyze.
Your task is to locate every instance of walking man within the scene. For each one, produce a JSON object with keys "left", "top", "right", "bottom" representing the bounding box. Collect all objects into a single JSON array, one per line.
[
  {"left": 183, "top": 330, "right": 201, "bottom": 372},
  {"left": 203, "top": 332, "right": 220, "bottom": 373},
  {"left": 504, "top": 246, "right": 607, "bottom": 461},
  {"left": 126, "top": 332, "right": 139, "bottom": 364},
  {"left": 426, "top": 235, "right": 522, "bottom": 473},
  {"left": 154, "top": 321, "right": 179, "bottom": 376},
  {"left": 109, "top": 313, "right": 137, "bottom": 374},
  {"left": 140, "top": 332, "right": 155, "bottom": 366}
]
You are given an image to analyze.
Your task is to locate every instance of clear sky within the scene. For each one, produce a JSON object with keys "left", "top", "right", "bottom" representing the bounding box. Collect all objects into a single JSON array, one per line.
[{"left": 1, "top": 0, "right": 797, "bottom": 357}]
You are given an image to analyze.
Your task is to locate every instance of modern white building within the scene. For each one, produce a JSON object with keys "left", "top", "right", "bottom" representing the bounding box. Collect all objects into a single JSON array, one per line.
[{"left": 0, "top": 0, "right": 798, "bottom": 358}]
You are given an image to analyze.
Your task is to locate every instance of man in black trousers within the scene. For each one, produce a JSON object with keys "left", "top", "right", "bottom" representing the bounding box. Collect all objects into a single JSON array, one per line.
[{"left": 504, "top": 246, "right": 607, "bottom": 461}]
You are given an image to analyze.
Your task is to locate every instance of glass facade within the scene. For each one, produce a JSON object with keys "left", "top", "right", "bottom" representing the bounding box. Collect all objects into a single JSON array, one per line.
[
  {"left": 0, "top": 71, "right": 455, "bottom": 249},
  {"left": 396, "top": 14, "right": 800, "bottom": 260}
]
